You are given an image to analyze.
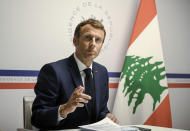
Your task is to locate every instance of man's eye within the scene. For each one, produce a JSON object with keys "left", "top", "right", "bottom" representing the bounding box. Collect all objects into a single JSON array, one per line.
[
  {"left": 84, "top": 36, "right": 92, "bottom": 41},
  {"left": 96, "top": 38, "right": 103, "bottom": 44}
]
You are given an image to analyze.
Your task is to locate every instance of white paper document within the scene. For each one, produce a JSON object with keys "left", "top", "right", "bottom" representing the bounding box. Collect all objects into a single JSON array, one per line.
[{"left": 79, "top": 117, "right": 139, "bottom": 131}]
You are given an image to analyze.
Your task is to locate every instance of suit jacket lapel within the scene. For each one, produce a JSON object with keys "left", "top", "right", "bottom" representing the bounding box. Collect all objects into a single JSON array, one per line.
[{"left": 68, "top": 54, "right": 83, "bottom": 88}]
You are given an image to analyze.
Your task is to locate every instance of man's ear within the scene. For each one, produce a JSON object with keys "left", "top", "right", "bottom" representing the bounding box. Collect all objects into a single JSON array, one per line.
[{"left": 73, "top": 37, "right": 78, "bottom": 47}]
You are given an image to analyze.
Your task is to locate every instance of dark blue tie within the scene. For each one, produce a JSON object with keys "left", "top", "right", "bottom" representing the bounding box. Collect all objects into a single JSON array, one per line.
[{"left": 83, "top": 68, "right": 96, "bottom": 122}]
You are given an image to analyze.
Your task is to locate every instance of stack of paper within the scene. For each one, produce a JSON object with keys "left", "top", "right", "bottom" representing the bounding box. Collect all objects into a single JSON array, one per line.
[{"left": 79, "top": 117, "right": 141, "bottom": 131}]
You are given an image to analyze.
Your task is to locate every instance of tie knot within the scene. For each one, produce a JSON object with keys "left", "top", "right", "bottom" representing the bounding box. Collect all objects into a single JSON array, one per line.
[{"left": 83, "top": 68, "right": 92, "bottom": 77}]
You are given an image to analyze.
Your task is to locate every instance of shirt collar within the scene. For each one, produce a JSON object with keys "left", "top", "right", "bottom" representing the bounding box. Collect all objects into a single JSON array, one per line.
[{"left": 74, "top": 53, "right": 92, "bottom": 72}]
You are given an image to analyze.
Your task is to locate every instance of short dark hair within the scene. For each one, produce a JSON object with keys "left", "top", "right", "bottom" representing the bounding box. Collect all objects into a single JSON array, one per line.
[{"left": 74, "top": 19, "right": 106, "bottom": 43}]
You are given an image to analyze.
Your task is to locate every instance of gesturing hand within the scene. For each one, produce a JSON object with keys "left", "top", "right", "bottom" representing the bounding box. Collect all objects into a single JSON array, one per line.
[
  {"left": 106, "top": 113, "right": 119, "bottom": 124},
  {"left": 59, "top": 86, "right": 91, "bottom": 118}
]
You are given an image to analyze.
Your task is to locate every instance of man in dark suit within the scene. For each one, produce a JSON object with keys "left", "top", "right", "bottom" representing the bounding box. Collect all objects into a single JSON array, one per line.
[{"left": 31, "top": 19, "right": 118, "bottom": 130}]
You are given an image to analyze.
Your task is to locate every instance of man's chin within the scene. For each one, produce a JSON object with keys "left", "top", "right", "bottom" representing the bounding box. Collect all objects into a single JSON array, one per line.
[{"left": 86, "top": 54, "right": 97, "bottom": 60}]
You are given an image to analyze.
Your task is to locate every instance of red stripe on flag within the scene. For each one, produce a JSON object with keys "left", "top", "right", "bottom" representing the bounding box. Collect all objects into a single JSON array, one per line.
[
  {"left": 0, "top": 83, "right": 35, "bottom": 89},
  {"left": 128, "top": 0, "right": 156, "bottom": 47},
  {"left": 168, "top": 83, "right": 190, "bottom": 88},
  {"left": 109, "top": 83, "right": 119, "bottom": 88},
  {"left": 144, "top": 94, "right": 172, "bottom": 128}
]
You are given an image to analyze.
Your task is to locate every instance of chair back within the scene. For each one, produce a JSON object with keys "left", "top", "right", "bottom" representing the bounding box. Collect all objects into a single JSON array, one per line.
[{"left": 23, "top": 96, "right": 35, "bottom": 129}]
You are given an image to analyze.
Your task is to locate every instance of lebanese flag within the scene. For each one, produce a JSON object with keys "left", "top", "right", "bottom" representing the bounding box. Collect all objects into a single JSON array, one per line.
[{"left": 112, "top": 0, "right": 172, "bottom": 128}]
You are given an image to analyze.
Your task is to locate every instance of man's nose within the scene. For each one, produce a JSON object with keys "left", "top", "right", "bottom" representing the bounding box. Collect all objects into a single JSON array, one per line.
[{"left": 89, "top": 38, "right": 96, "bottom": 47}]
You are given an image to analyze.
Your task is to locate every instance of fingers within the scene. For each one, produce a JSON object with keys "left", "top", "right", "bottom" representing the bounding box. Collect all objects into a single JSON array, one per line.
[
  {"left": 106, "top": 113, "right": 119, "bottom": 124},
  {"left": 74, "top": 86, "right": 91, "bottom": 100},
  {"left": 80, "top": 93, "right": 91, "bottom": 100},
  {"left": 73, "top": 87, "right": 93, "bottom": 111},
  {"left": 76, "top": 102, "right": 85, "bottom": 107},
  {"left": 62, "top": 85, "right": 93, "bottom": 116},
  {"left": 69, "top": 86, "right": 91, "bottom": 107},
  {"left": 75, "top": 86, "right": 84, "bottom": 95},
  {"left": 76, "top": 97, "right": 89, "bottom": 104}
]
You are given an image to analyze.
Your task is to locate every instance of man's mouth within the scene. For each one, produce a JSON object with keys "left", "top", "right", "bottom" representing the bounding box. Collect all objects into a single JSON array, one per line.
[{"left": 87, "top": 50, "right": 96, "bottom": 55}]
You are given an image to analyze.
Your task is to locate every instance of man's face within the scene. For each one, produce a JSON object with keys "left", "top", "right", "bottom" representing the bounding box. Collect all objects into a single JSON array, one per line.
[{"left": 73, "top": 24, "right": 104, "bottom": 63}]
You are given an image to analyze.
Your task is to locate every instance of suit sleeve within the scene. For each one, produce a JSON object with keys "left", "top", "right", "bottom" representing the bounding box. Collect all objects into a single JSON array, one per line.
[
  {"left": 98, "top": 68, "right": 110, "bottom": 120},
  {"left": 31, "top": 64, "right": 60, "bottom": 129}
]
